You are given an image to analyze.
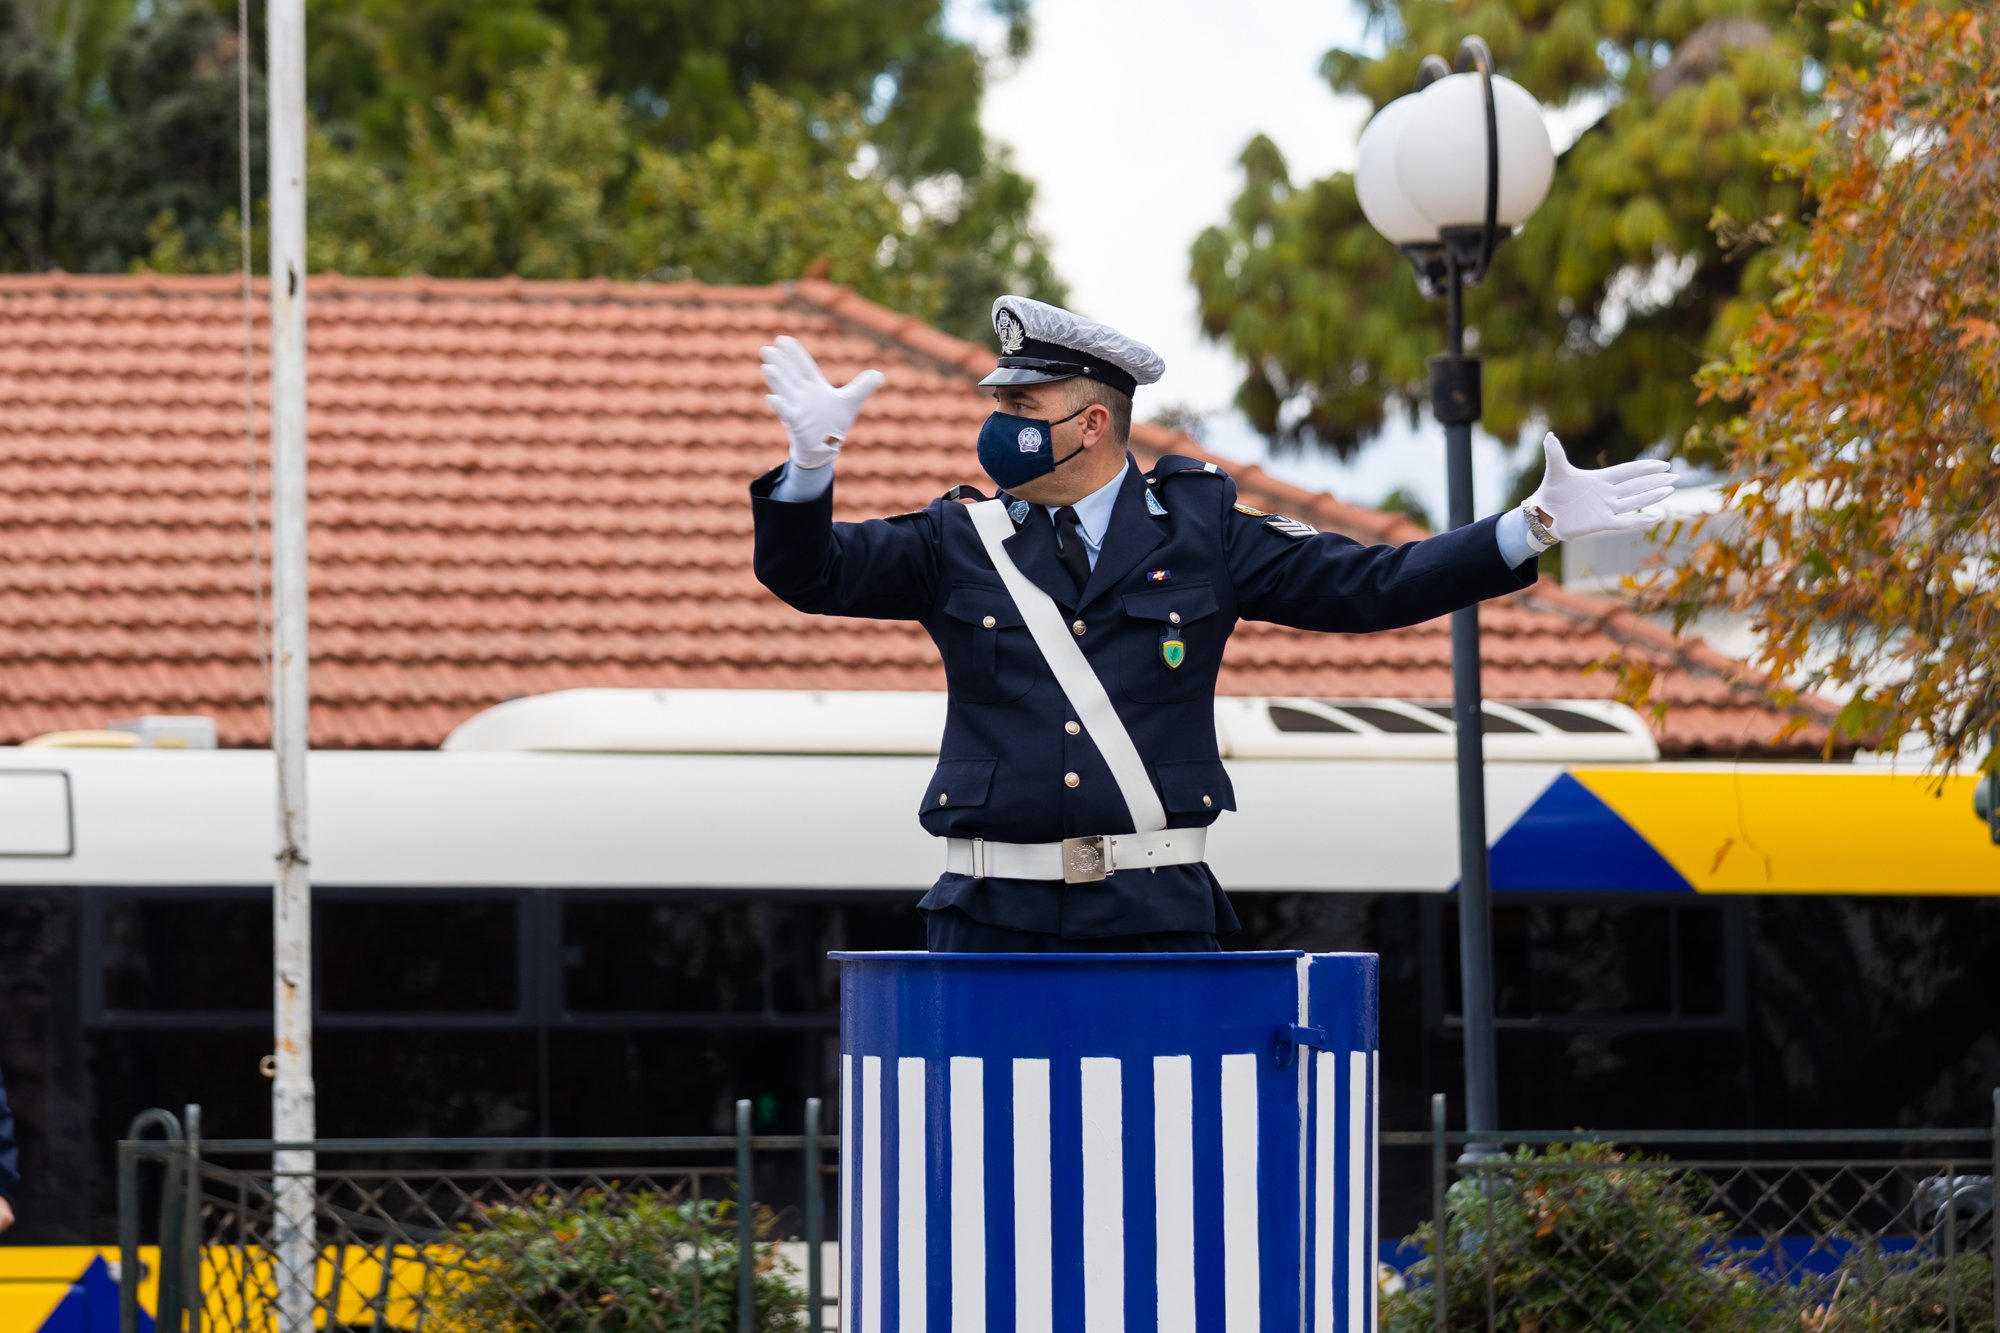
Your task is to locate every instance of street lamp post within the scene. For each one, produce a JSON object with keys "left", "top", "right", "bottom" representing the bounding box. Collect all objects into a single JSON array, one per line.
[{"left": 1354, "top": 37, "right": 1555, "bottom": 1137}]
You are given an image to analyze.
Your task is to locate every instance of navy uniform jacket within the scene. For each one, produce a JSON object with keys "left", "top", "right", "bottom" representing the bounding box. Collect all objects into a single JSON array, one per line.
[{"left": 750, "top": 453, "right": 1537, "bottom": 938}]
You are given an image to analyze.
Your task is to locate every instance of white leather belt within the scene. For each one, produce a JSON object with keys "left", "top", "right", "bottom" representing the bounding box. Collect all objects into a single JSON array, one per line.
[{"left": 945, "top": 828, "right": 1207, "bottom": 885}]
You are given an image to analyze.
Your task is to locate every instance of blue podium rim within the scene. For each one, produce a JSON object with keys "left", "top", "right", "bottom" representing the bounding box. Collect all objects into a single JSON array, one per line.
[{"left": 829, "top": 949, "right": 1338, "bottom": 963}]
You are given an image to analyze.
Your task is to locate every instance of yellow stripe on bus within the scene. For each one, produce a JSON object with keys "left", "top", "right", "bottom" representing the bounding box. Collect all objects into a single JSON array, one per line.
[
  {"left": 0, "top": 1248, "right": 158, "bottom": 1333},
  {"left": 1573, "top": 768, "right": 1996, "bottom": 895}
]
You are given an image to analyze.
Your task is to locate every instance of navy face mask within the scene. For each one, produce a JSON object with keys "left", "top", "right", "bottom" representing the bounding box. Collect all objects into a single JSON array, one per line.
[{"left": 976, "top": 405, "right": 1087, "bottom": 492}]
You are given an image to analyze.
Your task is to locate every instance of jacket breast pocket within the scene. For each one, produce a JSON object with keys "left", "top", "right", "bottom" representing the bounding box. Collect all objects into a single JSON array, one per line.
[
  {"left": 918, "top": 756, "right": 997, "bottom": 835},
  {"left": 1120, "top": 581, "right": 1223, "bottom": 703},
  {"left": 941, "top": 585, "right": 1036, "bottom": 703},
  {"left": 1152, "top": 758, "right": 1236, "bottom": 821}
]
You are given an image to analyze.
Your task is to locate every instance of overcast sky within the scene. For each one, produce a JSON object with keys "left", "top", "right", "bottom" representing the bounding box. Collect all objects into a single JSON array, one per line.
[{"left": 949, "top": 0, "right": 1522, "bottom": 524}]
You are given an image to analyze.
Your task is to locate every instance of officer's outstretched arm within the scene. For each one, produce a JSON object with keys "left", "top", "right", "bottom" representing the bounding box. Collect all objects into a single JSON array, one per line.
[
  {"left": 750, "top": 476, "right": 942, "bottom": 621},
  {"left": 1225, "top": 433, "right": 1676, "bottom": 633},
  {"left": 1227, "top": 501, "right": 1534, "bottom": 634},
  {"left": 748, "top": 338, "right": 939, "bottom": 620}
]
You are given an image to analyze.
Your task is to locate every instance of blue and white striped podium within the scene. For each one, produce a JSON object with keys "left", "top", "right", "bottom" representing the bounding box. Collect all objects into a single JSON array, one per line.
[{"left": 834, "top": 950, "right": 1378, "bottom": 1331}]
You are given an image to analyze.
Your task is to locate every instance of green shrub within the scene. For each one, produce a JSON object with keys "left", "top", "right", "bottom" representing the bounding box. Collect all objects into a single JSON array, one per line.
[
  {"left": 436, "top": 1190, "right": 805, "bottom": 1332},
  {"left": 1379, "top": 1143, "right": 1787, "bottom": 1332},
  {"left": 1801, "top": 1235, "right": 1994, "bottom": 1332}
]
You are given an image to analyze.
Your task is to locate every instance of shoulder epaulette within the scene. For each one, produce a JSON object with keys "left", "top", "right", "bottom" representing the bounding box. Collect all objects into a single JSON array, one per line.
[{"left": 1147, "top": 454, "right": 1230, "bottom": 482}]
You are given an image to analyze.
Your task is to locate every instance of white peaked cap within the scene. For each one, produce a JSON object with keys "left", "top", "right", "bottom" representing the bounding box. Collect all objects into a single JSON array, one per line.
[{"left": 979, "top": 295, "right": 1166, "bottom": 397}]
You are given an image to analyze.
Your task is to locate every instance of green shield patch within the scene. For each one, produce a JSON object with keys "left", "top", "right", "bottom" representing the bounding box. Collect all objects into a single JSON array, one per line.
[{"left": 1161, "top": 637, "right": 1186, "bottom": 669}]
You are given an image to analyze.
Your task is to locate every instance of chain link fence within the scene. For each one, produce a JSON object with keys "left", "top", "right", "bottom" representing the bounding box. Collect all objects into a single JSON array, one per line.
[
  {"left": 120, "top": 1102, "right": 837, "bottom": 1333},
  {"left": 1383, "top": 1093, "right": 1998, "bottom": 1332},
  {"left": 124, "top": 1093, "right": 1997, "bottom": 1331}
]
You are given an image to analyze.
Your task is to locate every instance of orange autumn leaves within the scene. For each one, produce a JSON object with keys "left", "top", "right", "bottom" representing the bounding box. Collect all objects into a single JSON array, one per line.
[{"left": 1630, "top": 1, "right": 2000, "bottom": 774}]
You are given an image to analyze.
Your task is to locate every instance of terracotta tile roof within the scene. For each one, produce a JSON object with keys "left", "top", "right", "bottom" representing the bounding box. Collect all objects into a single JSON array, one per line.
[{"left": 0, "top": 272, "right": 1826, "bottom": 755}]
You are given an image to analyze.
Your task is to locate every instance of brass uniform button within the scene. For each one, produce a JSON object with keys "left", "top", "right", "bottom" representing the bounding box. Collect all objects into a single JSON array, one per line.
[
  {"left": 938, "top": 793, "right": 949, "bottom": 806},
  {"left": 1065, "top": 721, "right": 1081, "bottom": 736},
  {"left": 1202, "top": 795, "right": 1213, "bottom": 808},
  {"left": 1072, "top": 619, "right": 1087, "bottom": 636},
  {"left": 1169, "top": 611, "right": 1182, "bottom": 625},
  {"left": 982, "top": 615, "right": 996, "bottom": 629},
  {"left": 1064, "top": 772, "right": 1080, "bottom": 788}
]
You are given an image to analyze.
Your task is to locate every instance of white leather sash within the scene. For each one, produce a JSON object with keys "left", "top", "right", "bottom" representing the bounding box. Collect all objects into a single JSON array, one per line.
[{"left": 966, "top": 499, "right": 1168, "bottom": 833}]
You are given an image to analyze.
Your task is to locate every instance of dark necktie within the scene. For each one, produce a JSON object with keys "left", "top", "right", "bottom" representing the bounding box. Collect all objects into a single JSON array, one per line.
[{"left": 1053, "top": 505, "right": 1091, "bottom": 595}]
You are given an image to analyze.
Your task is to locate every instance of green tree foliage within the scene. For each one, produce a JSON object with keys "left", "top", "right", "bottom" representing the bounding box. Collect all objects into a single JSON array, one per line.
[
  {"left": 1191, "top": 0, "right": 1854, "bottom": 469},
  {"left": 1375, "top": 485, "right": 1436, "bottom": 530},
  {"left": 293, "top": 0, "right": 1062, "bottom": 335},
  {"left": 9, "top": 0, "right": 1064, "bottom": 340},
  {"left": 1630, "top": 1, "right": 2000, "bottom": 772},
  {"left": 70, "top": 1, "right": 264, "bottom": 272},
  {"left": 0, "top": 0, "right": 73, "bottom": 270},
  {"left": 301, "top": 0, "right": 1027, "bottom": 181},
  {"left": 2, "top": 0, "right": 256, "bottom": 273},
  {"left": 248, "top": 51, "right": 1055, "bottom": 338}
]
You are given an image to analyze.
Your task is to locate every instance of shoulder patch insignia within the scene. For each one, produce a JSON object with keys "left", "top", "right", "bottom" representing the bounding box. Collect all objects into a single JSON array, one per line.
[
  {"left": 1233, "top": 503, "right": 1268, "bottom": 517},
  {"left": 1266, "top": 515, "right": 1317, "bottom": 539},
  {"left": 1007, "top": 499, "right": 1032, "bottom": 525},
  {"left": 1145, "top": 489, "right": 1169, "bottom": 517}
]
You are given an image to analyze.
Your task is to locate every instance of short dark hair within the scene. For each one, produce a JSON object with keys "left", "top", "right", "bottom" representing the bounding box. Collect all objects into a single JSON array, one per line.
[{"left": 1061, "top": 376, "right": 1132, "bottom": 444}]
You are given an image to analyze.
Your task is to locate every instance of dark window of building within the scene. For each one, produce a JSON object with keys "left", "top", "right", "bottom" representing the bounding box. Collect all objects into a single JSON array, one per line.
[
  {"left": 318, "top": 896, "right": 521, "bottom": 1016},
  {"left": 547, "top": 1029, "right": 828, "bottom": 1138},
  {"left": 100, "top": 895, "right": 270, "bottom": 1015},
  {"left": 1436, "top": 899, "right": 1736, "bottom": 1026},
  {"left": 314, "top": 1029, "right": 542, "bottom": 1138},
  {"left": 562, "top": 899, "right": 769, "bottom": 1014}
]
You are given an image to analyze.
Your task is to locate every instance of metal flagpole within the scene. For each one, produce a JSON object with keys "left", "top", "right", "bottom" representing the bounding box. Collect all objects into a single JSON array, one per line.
[{"left": 265, "top": 0, "right": 316, "bottom": 1324}]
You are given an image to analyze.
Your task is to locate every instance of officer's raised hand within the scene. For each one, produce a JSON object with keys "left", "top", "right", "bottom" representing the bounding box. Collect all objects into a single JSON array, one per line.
[
  {"left": 759, "top": 336, "right": 885, "bottom": 472},
  {"left": 1517, "top": 432, "right": 1679, "bottom": 551}
]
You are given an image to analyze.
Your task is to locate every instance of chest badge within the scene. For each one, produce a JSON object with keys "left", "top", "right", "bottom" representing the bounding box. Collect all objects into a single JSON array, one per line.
[
  {"left": 1160, "top": 635, "right": 1186, "bottom": 669},
  {"left": 1146, "top": 569, "right": 1171, "bottom": 582}
]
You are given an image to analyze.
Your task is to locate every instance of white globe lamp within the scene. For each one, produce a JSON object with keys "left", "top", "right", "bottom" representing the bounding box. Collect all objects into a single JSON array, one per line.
[
  {"left": 1395, "top": 70, "right": 1555, "bottom": 234},
  {"left": 1353, "top": 95, "right": 1434, "bottom": 247}
]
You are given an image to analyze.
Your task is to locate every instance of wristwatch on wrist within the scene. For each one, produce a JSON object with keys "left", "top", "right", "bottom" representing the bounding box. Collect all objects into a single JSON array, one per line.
[{"left": 1522, "top": 502, "right": 1558, "bottom": 550}]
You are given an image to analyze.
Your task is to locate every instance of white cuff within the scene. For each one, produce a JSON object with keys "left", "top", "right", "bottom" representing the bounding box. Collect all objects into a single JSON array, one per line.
[
  {"left": 770, "top": 459, "right": 835, "bottom": 503},
  {"left": 1494, "top": 507, "right": 1545, "bottom": 567}
]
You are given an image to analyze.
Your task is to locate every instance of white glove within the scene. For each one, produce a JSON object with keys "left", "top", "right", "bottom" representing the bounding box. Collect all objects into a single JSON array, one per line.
[
  {"left": 1519, "top": 432, "right": 1678, "bottom": 550},
  {"left": 759, "top": 336, "right": 885, "bottom": 471}
]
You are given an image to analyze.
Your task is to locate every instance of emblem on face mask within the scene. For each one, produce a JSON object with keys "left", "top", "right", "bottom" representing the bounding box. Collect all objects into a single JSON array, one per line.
[
  {"left": 997, "top": 309, "right": 1025, "bottom": 355},
  {"left": 1016, "top": 425, "right": 1043, "bottom": 453}
]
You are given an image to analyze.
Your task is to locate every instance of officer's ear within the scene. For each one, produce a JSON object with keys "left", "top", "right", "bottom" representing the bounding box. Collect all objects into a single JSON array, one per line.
[{"left": 1081, "top": 402, "right": 1111, "bottom": 448}]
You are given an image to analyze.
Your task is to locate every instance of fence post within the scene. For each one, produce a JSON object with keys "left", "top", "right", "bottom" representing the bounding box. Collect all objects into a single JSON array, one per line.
[
  {"left": 182, "top": 1105, "right": 202, "bottom": 1333},
  {"left": 121, "top": 1109, "right": 185, "bottom": 1333},
  {"left": 1432, "top": 1092, "right": 1448, "bottom": 1333},
  {"left": 804, "top": 1098, "right": 823, "bottom": 1333},
  {"left": 736, "top": 1099, "right": 754, "bottom": 1333},
  {"left": 117, "top": 1143, "right": 140, "bottom": 1333}
]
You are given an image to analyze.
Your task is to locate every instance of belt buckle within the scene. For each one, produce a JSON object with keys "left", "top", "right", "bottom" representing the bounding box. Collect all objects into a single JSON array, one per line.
[{"left": 1061, "top": 835, "right": 1111, "bottom": 884}]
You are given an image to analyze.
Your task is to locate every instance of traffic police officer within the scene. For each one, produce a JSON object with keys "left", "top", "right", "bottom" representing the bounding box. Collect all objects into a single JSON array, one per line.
[{"left": 749, "top": 297, "right": 1677, "bottom": 952}]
